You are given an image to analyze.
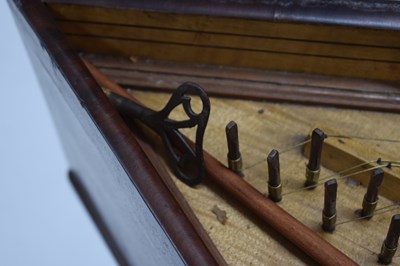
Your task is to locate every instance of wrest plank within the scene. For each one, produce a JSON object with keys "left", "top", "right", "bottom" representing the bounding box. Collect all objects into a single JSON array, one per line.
[{"left": 128, "top": 90, "right": 400, "bottom": 265}]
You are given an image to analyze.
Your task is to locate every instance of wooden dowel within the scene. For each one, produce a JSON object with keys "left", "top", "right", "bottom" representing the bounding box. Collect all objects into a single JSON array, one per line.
[
  {"left": 204, "top": 151, "right": 357, "bottom": 266},
  {"left": 83, "top": 58, "right": 135, "bottom": 100},
  {"left": 84, "top": 58, "right": 358, "bottom": 265}
]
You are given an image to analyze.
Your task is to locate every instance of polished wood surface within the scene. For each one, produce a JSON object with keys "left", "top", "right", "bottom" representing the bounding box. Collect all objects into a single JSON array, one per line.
[
  {"left": 10, "top": 0, "right": 222, "bottom": 265},
  {"left": 47, "top": 2, "right": 400, "bottom": 82},
  {"left": 86, "top": 55, "right": 400, "bottom": 113}
]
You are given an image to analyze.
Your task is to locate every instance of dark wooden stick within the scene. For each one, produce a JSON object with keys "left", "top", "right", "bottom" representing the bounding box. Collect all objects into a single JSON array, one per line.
[
  {"left": 203, "top": 151, "right": 357, "bottom": 266},
  {"left": 84, "top": 59, "right": 358, "bottom": 266},
  {"left": 131, "top": 129, "right": 227, "bottom": 266}
]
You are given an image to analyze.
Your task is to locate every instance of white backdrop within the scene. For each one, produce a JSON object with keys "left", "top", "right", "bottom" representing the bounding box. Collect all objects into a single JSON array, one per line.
[{"left": 0, "top": 2, "right": 116, "bottom": 265}]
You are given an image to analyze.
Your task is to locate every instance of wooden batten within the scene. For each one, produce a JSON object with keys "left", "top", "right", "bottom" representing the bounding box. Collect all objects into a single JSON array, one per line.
[
  {"left": 85, "top": 55, "right": 400, "bottom": 113},
  {"left": 304, "top": 125, "right": 400, "bottom": 202},
  {"left": 47, "top": 3, "right": 400, "bottom": 83}
]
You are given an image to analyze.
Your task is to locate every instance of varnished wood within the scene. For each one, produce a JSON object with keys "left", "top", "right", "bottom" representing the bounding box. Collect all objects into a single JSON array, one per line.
[
  {"left": 58, "top": 21, "right": 400, "bottom": 62},
  {"left": 86, "top": 55, "right": 400, "bottom": 113},
  {"left": 10, "top": 1, "right": 222, "bottom": 265},
  {"left": 46, "top": 1, "right": 400, "bottom": 40},
  {"left": 47, "top": 3, "right": 400, "bottom": 82}
]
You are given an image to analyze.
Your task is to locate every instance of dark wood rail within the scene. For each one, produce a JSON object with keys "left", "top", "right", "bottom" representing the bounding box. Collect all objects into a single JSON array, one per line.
[{"left": 9, "top": 0, "right": 225, "bottom": 264}]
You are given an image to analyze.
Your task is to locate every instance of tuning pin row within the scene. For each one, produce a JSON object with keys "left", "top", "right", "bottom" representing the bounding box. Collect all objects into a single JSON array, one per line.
[
  {"left": 224, "top": 125, "right": 328, "bottom": 202},
  {"left": 321, "top": 167, "right": 400, "bottom": 264},
  {"left": 224, "top": 122, "right": 399, "bottom": 263},
  {"left": 321, "top": 168, "right": 385, "bottom": 233}
]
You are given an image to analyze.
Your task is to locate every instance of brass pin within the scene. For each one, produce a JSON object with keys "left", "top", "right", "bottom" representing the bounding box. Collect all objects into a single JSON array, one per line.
[
  {"left": 322, "top": 179, "right": 337, "bottom": 232},
  {"left": 305, "top": 128, "right": 327, "bottom": 188},
  {"left": 378, "top": 214, "right": 400, "bottom": 264},
  {"left": 361, "top": 168, "right": 384, "bottom": 218},
  {"left": 267, "top": 149, "right": 282, "bottom": 202},
  {"left": 225, "top": 121, "right": 243, "bottom": 176}
]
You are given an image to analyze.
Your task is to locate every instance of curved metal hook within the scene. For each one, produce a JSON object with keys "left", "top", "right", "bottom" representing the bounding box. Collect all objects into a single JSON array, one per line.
[
  {"left": 108, "top": 82, "right": 210, "bottom": 186},
  {"left": 153, "top": 82, "right": 210, "bottom": 186}
]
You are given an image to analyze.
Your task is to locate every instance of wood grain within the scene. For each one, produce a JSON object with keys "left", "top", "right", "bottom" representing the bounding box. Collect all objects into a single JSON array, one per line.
[
  {"left": 58, "top": 21, "right": 400, "bottom": 62},
  {"left": 65, "top": 35, "right": 400, "bottom": 83},
  {"left": 47, "top": 3, "right": 400, "bottom": 46},
  {"left": 85, "top": 55, "right": 400, "bottom": 113},
  {"left": 131, "top": 90, "right": 400, "bottom": 265},
  {"left": 47, "top": 3, "right": 400, "bottom": 82},
  {"left": 203, "top": 149, "right": 358, "bottom": 266}
]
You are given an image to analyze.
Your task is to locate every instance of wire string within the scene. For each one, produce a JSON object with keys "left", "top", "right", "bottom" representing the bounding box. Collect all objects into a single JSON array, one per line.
[
  {"left": 334, "top": 231, "right": 378, "bottom": 256},
  {"left": 319, "top": 164, "right": 384, "bottom": 183},
  {"left": 318, "top": 160, "right": 377, "bottom": 183},
  {"left": 244, "top": 132, "right": 399, "bottom": 171},
  {"left": 244, "top": 139, "right": 311, "bottom": 170},
  {"left": 282, "top": 162, "right": 389, "bottom": 196},
  {"left": 335, "top": 202, "right": 400, "bottom": 226},
  {"left": 240, "top": 131, "right": 399, "bottom": 261},
  {"left": 280, "top": 139, "right": 312, "bottom": 154},
  {"left": 328, "top": 134, "right": 400, "bottom": 143}
]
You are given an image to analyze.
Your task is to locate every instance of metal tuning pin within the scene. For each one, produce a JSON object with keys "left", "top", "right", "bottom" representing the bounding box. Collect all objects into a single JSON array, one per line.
[
  {"left": 107, "top": 82, "right": 210, "bottom": 186},
  {"left": 267, "top": 149, "right": 282, "bottom": 202},
  {"left": 322, "top": 179, "right": 337, "bottom": 232},
  {"left": 225, "top": 121, "right": 243, "bottom": 176},
  {"left": 305, "top": 128, "right": 327, "bottom": 188},
  {"left": 379, "top": 214, "right": 400, "bottom": 265},
  {"left": 361, "top": 168, "right": 384, "bottom": 218}
]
